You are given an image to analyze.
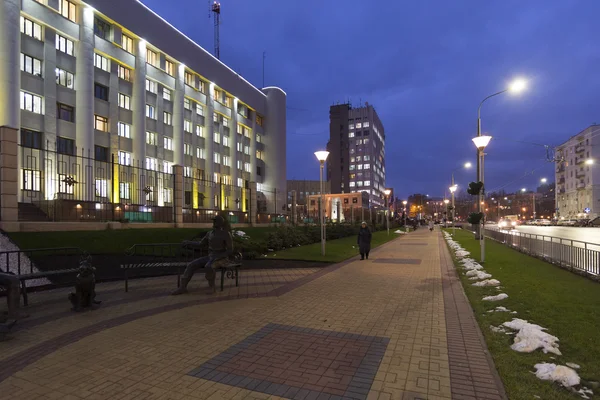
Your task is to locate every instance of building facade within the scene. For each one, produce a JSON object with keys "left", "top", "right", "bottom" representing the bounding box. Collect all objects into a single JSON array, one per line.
[
  {"left": 286, "top": 179, "right": 331, "bottom": 207},
  {"left": 327, "top": 103, "right": 386, "bottom": 208},
  {"left": 306, "top": 191, "right": 370, "bottom": 223},
  {"left": 555, "top": 125, "right": 600, "bottom": 219},
  {"left": 0, "top": 0, "right": 286, "bottom": 223}
]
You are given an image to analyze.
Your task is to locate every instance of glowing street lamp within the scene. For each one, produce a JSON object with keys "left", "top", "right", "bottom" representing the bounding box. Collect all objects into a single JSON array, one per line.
[
  {"left": 540, "top": 178, "right": 547, "bottom": 183},
  {"left": 384, "top": 188, "right": 392, "bottom": 236},
  {"left": 450, "top": 162, "right": 471, "bottom": 236},
  {"left": 402, "top": 200, "right": 408, "bottom": 230},
  {"left": 472, "top": 135, "right": 492, "bottom": 263},
  {"left": 586, "top": 159, "right": 594, "bottom": 165},
  {"left": 314, "top": 151, "right": 329, "bottom": 256}
]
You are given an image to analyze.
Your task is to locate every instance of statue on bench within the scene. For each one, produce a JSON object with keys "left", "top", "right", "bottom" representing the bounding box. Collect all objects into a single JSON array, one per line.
[
  {"left": 68, "top": 256, "right": 102, "bottom": 312},
  {"left": 172, "top": 215, "right": 233, "bottom": 295}
]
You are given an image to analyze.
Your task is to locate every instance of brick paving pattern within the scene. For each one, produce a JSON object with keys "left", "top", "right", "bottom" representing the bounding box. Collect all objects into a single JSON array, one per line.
[
  {"left": 0, "top": 229, "right": 507, "bottom": 399},
  {"left": 189, "top": 323, "right": 389, "bottom": 399}
]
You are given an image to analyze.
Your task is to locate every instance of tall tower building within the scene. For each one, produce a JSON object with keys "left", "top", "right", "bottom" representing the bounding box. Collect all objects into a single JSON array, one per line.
[{"left": 327, "top": 103, "right": 386, "bottom": 207}]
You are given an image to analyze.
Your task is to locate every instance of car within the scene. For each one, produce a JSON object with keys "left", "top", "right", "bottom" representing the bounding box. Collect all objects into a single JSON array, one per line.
[
  {"left": 498, "top": 218, "right": 517, "bottom": 230},
  {"left": 537, "top": 219, "right": 552, "bottom": 226}
]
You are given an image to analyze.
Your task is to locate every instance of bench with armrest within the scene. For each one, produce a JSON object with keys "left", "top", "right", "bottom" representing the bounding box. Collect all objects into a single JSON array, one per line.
[{"left": 120, "top": 243, "right": 241, "bottom": 292}]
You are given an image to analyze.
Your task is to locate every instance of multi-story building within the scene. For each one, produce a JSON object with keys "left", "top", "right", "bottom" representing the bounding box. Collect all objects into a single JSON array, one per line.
[
  {"left": 287, "top": 180, "right": 331, "bottom": 207},
  {"left": 555, "top": 125, "right": 600, "bottom": 219},
  {"left": 0, "top": 0, "right": 286, "bottom": 222},
  {"left": 307, "top": 191, "right": 370, "bottom": 223},
  {"left": 327, "top": 102, "right": 386, "bottom": 207}
]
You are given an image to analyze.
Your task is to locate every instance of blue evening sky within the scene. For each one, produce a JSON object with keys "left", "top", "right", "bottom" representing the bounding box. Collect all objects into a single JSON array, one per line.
[{"left": 141, "top": 0, "right": 600, "bottom": 199}]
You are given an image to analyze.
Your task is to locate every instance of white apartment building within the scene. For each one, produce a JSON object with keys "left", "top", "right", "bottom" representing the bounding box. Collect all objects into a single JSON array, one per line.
[
  {"left": 555, "top": 124, "right": 600, "bottom": 219},
  {"left": 0, "top": 0, "right": 286, "bottom": 219}
]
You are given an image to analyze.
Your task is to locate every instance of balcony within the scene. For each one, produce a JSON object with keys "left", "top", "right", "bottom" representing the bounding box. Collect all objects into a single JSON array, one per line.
[
  {"left": 576, "top": 171, "right": 586, "bottom": 179},
  {"left": 556, "top": 164, "right": 565, "bottom": 173},
  {"left": 558, "top": 176, "right": 565, "bottom": 184},
  {"left": 575, "top": 157, "right": 585, "bottom": 165},
  {"left": 576, "top": 144, "right": 585, "bottom": 153},
  {"left": 577, "top": 182, "right": 586, "bottom": 190}
]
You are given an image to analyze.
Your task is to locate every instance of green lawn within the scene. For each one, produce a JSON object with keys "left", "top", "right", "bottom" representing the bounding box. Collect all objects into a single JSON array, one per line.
[
  {"left": 271, "top": 230, "right": 400, "bottom": 263},
  {"left": 7, "top": 227, "right": 275, "bottom": 254},
  {"left": 445, "top": 229, "right": 600, "bottom": 400}
]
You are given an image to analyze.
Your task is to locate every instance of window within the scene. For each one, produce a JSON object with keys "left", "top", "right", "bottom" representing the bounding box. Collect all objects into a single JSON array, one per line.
[
  {"left": 184, "top": 143, "right": 192, "bottom": 156},
  {"left": 163, "top": 87, "right": 171, "bottom": 101},
  {"left": 223, "top": 155, "right": 231, "bottom": 167},
  {"left": 244, "top": 146, "right": 250, "bottom": 155},
  {"left": 196, "top": 147, "right": 205, "bottom": 159},
  {"left": 59, "top": 0, "right": 76, "bottom": 22},
  {"left": 256, "top": 150, "right": 263, "bottom": 160},
  {"left": 163, "top": 112, "right": 172, "bottom": 125},
  {"left": 222, "top": 118, "right": 229, "bottom": 127},
  {"left": 236, "top": 142, "right": 242, "bottom": 152},
  {"left": 213, "top": 88, "right": 222, "bottom": 103},
  {"left": 225, "top": 96, "right": 232, "bottom": 108},
  {"left": 119, "top": 182, "right": 130, "bottom": 199},
  {"left": 196, "top": 125, "right": 204, "bottom": 137},
  {"left": 57, "top": 137, "right": 75, "bottom": 155},
  {"left": 94, "top": 115, "right": 108, "bottom": 132},
  {"left": 256, "top": 133, "right": 261, "bottom": 143},
  {"left": 146, "top": 131, "right": 157, "bottom": 145},
  {"left": 364, "top": 121, "right": 370, "bottom": 127},
  {"left": 165, "top": 60, "right": 174, "bottom": 76},
  {"left": 184, "top": 71, "right": 194, "bottom": 87},
  {"left": 118, "top": 122, "right": 131, "bottom": 138},
  {"left": 163, "top": 189, "right": 172, "bottom": 203},
  {"left": 184, "top": 167, "right": 192, "bottom": 177},
  {"left": 163, "top": 161, "right": 173, "bottom": 173},
  {"left": 199, "top": 80, "right": 206, "bottom": 93},
  {"left": 237, "top": 160, "right": 242, "bottom": 170},
  {"left": 145, "top": 157, "right": 158, "bottom": 171},
  {"left": 121, "top": 34, "right": 134, "bottom": 53},
  {"left": 145, "top": 79, "right": 157, "bottom": 93},
  {"left": 244, "top": 162, "right": 251, "bottom": 172},
  {"left": 117, "top": 65, "right": 131, "bottom": 81},
  {"left": 22, "top": 169, "right": 41, "bottom": 191},
  {"left": 184, "top": 120, "right": 192, "bottom": 132},
  {"left": 118, "top": 93, "right": 131, "bottom": 110},
  {"left": 213, "top": 113, "right": 219, "bottom": 123},
  {"left": 356, "top": 122, "right": 362, "bottom": 129},
  {"left": 21, "top": 129, "right": 42, "bottom": 149},
  {"left": 184, "top": 98, "right": 191, "bottom": 110},
  {"left": 223, "top": 136, "right": 230, "bottom": 147},
  {"left": 118, "top": 151, "right": 131, "bottom": 166},
  {"left": 94, "top": 83, "right": 108, "bottom": 100},
  {"left": 55, "top": 34, "right": 74, "bottom": 55},
  {"left": 95, "top": 145, "right": 109, "bottom": 162},
  {"left": 349, "top": 123, "right": 355, "bottom": 130},
  {"left": 349, "top": 132, "right": 355, "bottom": 138},
  {"left": 214, "top": 132, "right": 221, "bottom": 143},
  {"left": 349, "top": 182, "right": 356, "bottom": 188},
  {"left": 21, "top": 54, "right": 42, "bottom": 77},
  {"left": 94, "top": 54, "right": 109, "bottom": 72},
  {"left": 146, "top": 49, "right": 158, "bottom": 68},
  {"left": 20, "top": 17, "right": 42, "bottom": 41},
  {"left": 256, "top": 114, "right": 264, "bottom": 127},
  {"left": 364, "top": 164, "right": 371, "bottom": 169},
  {"left": 145, "top": 104, "right": 156, "bottom": 119},
  {"left": 196, "top": 103, "right": 204, "bottom": 116},
  {"left": 57, "top": 103, "right": 74, "bottom": 122},
  {"left": 20, "top": 92, "right": 43, "bottom": 114},
  {"left": 238, "top": 103, "right": 248, "bottom": 119},
  {"left": 214, "top": 152, "right": 221, "bottom": 164},
  {"left": 95, "top": 179, "right": 108, "bottom": 197},
  {"left": 94, "top": 17, "right": 111, "bottom": 40},
  {"left": 163, "top": 137, "right": 173, "bottom": 150}
]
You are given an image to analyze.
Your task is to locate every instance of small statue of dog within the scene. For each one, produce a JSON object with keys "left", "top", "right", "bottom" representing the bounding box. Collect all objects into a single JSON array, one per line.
[{"left": 68, "top": 257, "right": 102, "bottom": 312}]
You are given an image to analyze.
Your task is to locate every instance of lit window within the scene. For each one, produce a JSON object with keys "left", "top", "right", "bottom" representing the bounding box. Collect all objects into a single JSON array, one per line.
[
  {"left": 118, "top": 93, "right": 131, "bottom": 110},
  {"left": 22, "top": 169, "right": 41, "bottom": 191},
  {"left": 184, "top": 71, "right": 194, "bottom": 87},
  {"left": 196, "top": 125, "right": 204, "bottom": 137},
  {"left": 256, "top": 150, "right": 263, "bottom": 160},
  {"left": 184, "top": 120, "right": 192, "bottom": 132},
  {"left": 94, "top": 115, "right": 108, "bottom": 132},
  {"left": 349, "top": 124, "right": 355, "bottom": 130},
  {"left": 146, "top": 131, "right": 157, "bottom": 145},
  {"left": 196, "top": 103, "right": 204, "bottom": 116},
  {"left": 55, "top": 34, "right": 74, "bottom": 55},
  {"left": 237, "top": 178, "right": 243, "bottom": 188},
  {"left": 118, "top": 122, "right": 131, "bottom": 138},
  {"left": 165, "top": 60, "right": 174, "bottom": 76},
  {"left": 225, "top": 96, "right": 232, "bottom": 108},
  {"left": 256, "top": 114, "right": 264, "bottom": 127},
  {"left": 119, "top": 182, "right": 130, "bottom": 199},
  {"left": 163, "top": 161, "right": 173, "bottom": 173},
  {"left": 146, "top": 49, "right": 159, "bottom": 68},
  {"left": 199, "top": 80, "right": 206, "bottom": 93},
  {"left": 121, "top": 34, "right": 134, "bottom": 53},
  {"left": 349, "top": 132, "right": 354, "bottom": 138},
  {"left": 145, "top": 157, "right": 158, "bottom": 171},
  {"left": 237, "top": 160, "right": 242, "bottom": 170},
  {"left": 244, "top": 146, "right": 250, "bottom": 155},
  {"left": 214, "top": 132, "right": 221, "bottom": 143},
  {"left": 236, "top": 142, "right": 242, "bottom": 152},
  {"left": 196, "top": 147, "right": 205, "bottom": 159},
  {"left": 145, "top": 104, "right": 156, "bottom": 119},
  {"left": 184, "top": 143, "right": 192, "bottom": 156},
  {"left": 20, "top": 91, "right": 43, "bottom": 114},
  {"left": 163, "top": 112, "right": 172, "bottom": 125},
  {"left": 222, "top": 118, "right": 229, "bottom": 127},
  {"left": 364, "top": 181, "right": 371, "bottom": 186},
  {"left": 21, "top": 54, "right": 42, "bottom": 77},
  {"left": 214, "top": 152, "right": 221, "bottom": 164},
  {"left": 184, "top": 167, "right": 192, "bottom": 177},
  {"left": 213, "top": 113, "right": 219, "bottom": 123},
  {"left": 256, "top": 134, "right": 261, "bottom": 143},
  {"left": 223, "top": 156, "right": 231, "bottom": 166},
  {"left": 163, "top": 87, "right": 171, "bottom": 101},
  {"left": 244, "top": 162, "right": 251, "bottom": 172},
  {"left": 163, "top": 137, "right": 173, "bottom": 150},
  {"left": 117, "top": 65, "right": 131, "bottom": 81},
  {"left": 184, "top": 98, "right": 191, "bottom": 110},
  {"left": 356, "top": 122, "right": 362, "bottom": 129},
  {"left": 163, "top": 188, "right": 172, "bottom": 203},
  {"left": 118, "top": 151, "right": 131, "bottom": 166},
  {"left": 349, "top": 165, "right": 356, "bottom": 171},
  {"left": 364, "top": 164, "right": 371, "bottom": 169},
  {"left": 20, "top": 17, "right": 42, "bottom": 41},
  {"left": 364, "top": 121, "right": 370, "bottom": 127},
  {"left": 223, "top": 136, "right": 229, "bottom": 147},
  {"left": 213, "top": 88, "right": 222, "bottom": 102},
  {"left": 95, "top": 179, "right": 107, "bottom": 197},
  {"left": 145, "top": 79, "right": 157, "bottom": 93},
  {"left": 94, "top": 54, "right": 109, "bottom": 72},
  {"left": 349, "top": 182, "right": 356, "bottom": 188}
]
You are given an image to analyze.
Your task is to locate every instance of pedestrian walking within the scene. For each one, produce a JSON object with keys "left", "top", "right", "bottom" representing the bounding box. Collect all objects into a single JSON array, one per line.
[
  {"left": 429, "top": 220, "right": 434, "bottom": 232},
  {"left": 358, "top": 221, "right": 372, "bottom": 260}
]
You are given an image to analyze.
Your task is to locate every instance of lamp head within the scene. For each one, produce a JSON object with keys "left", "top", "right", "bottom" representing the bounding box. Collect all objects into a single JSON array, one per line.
[
  {"left": 314, "top": 151, "right": 329, "bottom": 163},
  {"left": 384, "top": 189, "right": 391, "bottom": 196},
  {"left": 540, "top": 178, "right": 547, "bottom": 183},
  {"left": 586, "top": 159, "right": 594, "bottom": 165},
  {"left": 464, "top": 162, "right": 472, "bottom": 169},
  {"left": 472, "top": 135, "right": 492, "bottom": 150},
  {"left": 402, "top": 200, "right": 407, "bottom": 205},
  {"left": 508, "top": 78, "right": 527, "bottom": 94},
  {"left": 521, "top": 188, "right": 526, "bottom": 193},
  {"left": 449, "top": 184, "right": 458, "bottom": 193}
]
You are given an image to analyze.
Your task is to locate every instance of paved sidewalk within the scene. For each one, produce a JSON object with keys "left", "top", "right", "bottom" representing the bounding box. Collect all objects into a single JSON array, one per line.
[{"left": 0, "top": 230, "right": 505, "bottom": 399}]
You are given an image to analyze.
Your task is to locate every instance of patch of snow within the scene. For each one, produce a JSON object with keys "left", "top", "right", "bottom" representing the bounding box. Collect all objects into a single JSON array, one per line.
[
  {"left": 511, "top": 311, "right": 518, "bottom": 314},
  {"left": 473, "top": 279, "right": 501, "bottom": 287},
  {"left": 490, "top": 325, "right": 508, "bottom": 333},
  {"left": 394, "top": 230, "right": 406, "bottom": 234},
  {"left": 233, "top": 230, "right": 248, "bottom": 238},
  {"left": 267, "top": 248, "right": 274, "bottom": 252},
  {"left": 566, "top": 363, "right": 580, "bottom": 369},
  {"left": 503, "top": 319, "right": 561, "bottom": 355},
  {"left": 494, "top": 306, "right": 510, "bottom": 312},
  {"left": 468, "top": 271, "right": 493, "bottom": 280},
  {"left": 578, "top": 387, "right": 594, "bottom": 399},
  {"left": 534, "top": 363, "right": 580, "bottom": 387},
  {"left": 461, "top": 260, "right": 484, "bottom": 270},
  {"left": 483, "top": 293, "right": 509, "bottom": 301},
  {"left": 0, "top": 232, "right": 50, "bottom": 288}
]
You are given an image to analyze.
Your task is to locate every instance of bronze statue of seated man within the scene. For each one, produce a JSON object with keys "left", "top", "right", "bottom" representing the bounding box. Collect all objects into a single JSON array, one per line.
[{"left": 172, "top": 215, "right": 233, "bottom": 295}]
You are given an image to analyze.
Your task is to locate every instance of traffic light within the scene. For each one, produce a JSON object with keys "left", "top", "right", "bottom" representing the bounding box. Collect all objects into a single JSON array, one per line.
[{"left": 467, "top": 181, "right": 484, "bottom": 196}]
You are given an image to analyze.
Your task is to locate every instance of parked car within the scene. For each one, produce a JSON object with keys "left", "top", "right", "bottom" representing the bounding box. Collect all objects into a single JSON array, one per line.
[
  {"left": 557, "top": 219, "right": 577, "bottom": 226},
  {"left": 537, "top": 219, "right": 552, "bottom": 226}
]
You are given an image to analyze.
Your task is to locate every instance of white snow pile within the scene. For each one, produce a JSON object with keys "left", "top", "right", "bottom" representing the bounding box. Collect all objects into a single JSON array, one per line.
[
  {"left": 473, "top": 279, "right": 501, "bottom": 287},
  {"left": 534, "top": 363, "right": 580, "bottom": 387},
  {"left": 234, "top": 230, "right": 249, "bottom": 238},
  {"left": 487, "top": 306, "right": 512, "bottom": 313},
  {"left": 502, "top": 319, "right": 561, "bottom": 355},
  {"left": 490, "top": 325, "right": 509, "bottom": 333},
  {"left": 394, "top": 230, "right": 406, "bottom": 234},
  {"left": 483, "top": 293, "right": 509, "bottom": 301},
  {"left": 469, "top": 271, "right": 493, "bottom": 280},
  {"left": 578, "top": 387, "right": 594, "bottom": 399},
  {"left": 455, "top": 250, "right": 470, "bottom": 258},
  {"left": 566, "top": 363, "right": 581, "bottom": 369},
  {"left": 0, "top": 232, "right": 50, "bottom": 288},
  {"left": 460, "top": 258, "right": 484, "bottom": 270}
]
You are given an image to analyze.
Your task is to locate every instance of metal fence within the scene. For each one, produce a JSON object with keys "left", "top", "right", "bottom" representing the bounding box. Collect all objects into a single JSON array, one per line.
[{"left": 485, "top": 229, "right": 600, "bottom": 276}]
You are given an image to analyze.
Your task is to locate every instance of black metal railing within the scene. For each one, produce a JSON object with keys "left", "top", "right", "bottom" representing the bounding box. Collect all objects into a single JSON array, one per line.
[{"left": 0, "top": 247, "right": 86, "bottom": 275}]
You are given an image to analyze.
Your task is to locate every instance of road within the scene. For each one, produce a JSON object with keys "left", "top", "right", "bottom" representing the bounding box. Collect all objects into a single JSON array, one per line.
[{"left": 486, "top": 224, "right": 600, "bottom": 249}]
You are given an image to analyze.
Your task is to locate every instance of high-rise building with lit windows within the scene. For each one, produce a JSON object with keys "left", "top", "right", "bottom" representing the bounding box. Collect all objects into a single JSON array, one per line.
[
  {"left": 327, "top": 103, "right": 386, "bottom": 207},
  {"left": 0, "top": 0, "right": 286, "bottom": 222}
]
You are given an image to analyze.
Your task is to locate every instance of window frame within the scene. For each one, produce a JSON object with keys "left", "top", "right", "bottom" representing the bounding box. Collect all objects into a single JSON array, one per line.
[
  {"left": 55, "top": 34, "right": 74, "bottom": 55},
  {"left": 94, "top": 115, "right": 109, "bottom": 132},
  {"left": 58, "top": 0, "right": 77, "bottom": 22},
  {"left": 57, "top": 102, "right": 74, "bottom": 122},
  {"left": 55, "top": 67, "right": 74, "bottom": 89},
  {"left": 20, "top": 91, "right": 43, "bottom": 114},
  {"left": 20, "top": 53, "right": 42, "bottom": 77},
  {"left": 121, "top": 34, "right": 134, "bottom": 53}
]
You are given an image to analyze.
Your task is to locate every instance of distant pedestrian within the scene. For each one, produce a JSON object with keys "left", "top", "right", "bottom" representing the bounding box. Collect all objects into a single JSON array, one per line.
[
  {"left": 429, "top": 220, "right": 434, "bottom": 232},
  {"left": 357, "top": 221, "right": 372, "bottom": 260}
]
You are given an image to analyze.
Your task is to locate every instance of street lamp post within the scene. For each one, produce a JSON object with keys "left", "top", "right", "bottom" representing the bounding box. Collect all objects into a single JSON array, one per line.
[
  {"left": 449, "top": 162, "right": 471, "bottom": 236},
  {"left": 384, "top": 189, "right": 392, "bottom": 235},
  {"left": 472, "top": 135, "right": 492, "bottom": 263},
  {"left": 402, "top": 200, "right": 408, "bottom": 231},
  {"left": 314, "top": 151, "right": 329, "bottom": 256}
]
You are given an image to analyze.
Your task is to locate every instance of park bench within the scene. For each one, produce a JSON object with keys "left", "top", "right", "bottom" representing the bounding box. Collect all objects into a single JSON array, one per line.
[
  {"left": 0, "top": 247, "right": 86, "bottom": 306},
  {"left": 121, "top": 243, "right": 242, "bottom": 292}
]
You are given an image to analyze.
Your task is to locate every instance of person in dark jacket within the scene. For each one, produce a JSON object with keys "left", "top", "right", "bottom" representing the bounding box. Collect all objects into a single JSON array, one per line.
[
  {"left": 172, "top": 215, "right": 233, "bottom": 295},
  {"left": 357, "top": 221, "right": 372, "bottom": 260}
]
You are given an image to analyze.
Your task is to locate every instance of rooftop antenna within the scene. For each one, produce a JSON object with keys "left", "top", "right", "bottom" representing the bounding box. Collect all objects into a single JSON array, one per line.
[{"left": 209, "top": 1, "right": 221, "bottom": 59}]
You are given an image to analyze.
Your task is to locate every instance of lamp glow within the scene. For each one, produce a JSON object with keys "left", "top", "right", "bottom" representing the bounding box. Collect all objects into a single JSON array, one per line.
[
  {"left": 464, "top": 162, "right": 472, "bottom": 168},
  {"left": 402, "top": 200, "right": 407, "bottom": 205},
  {"left": 449, "top": 184, "right": 458, "bottom": 193},
  {"left": 508, "top": 78, "right": 527, "bottom": 93},
  {"left": 472, "top": 135, "right": 492, "bottom": 149},
  {"left": 384, "top": 189, "right": 391, "bottom": 196},
  {"left": 541, "top": 178, "right": 547, "bottom": 183},
  {"left": 314, "top": 151, "right": 329, "bottom": 162},
  {"left": 586, "top": 159, "right": 594, "bottom": 165}
]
